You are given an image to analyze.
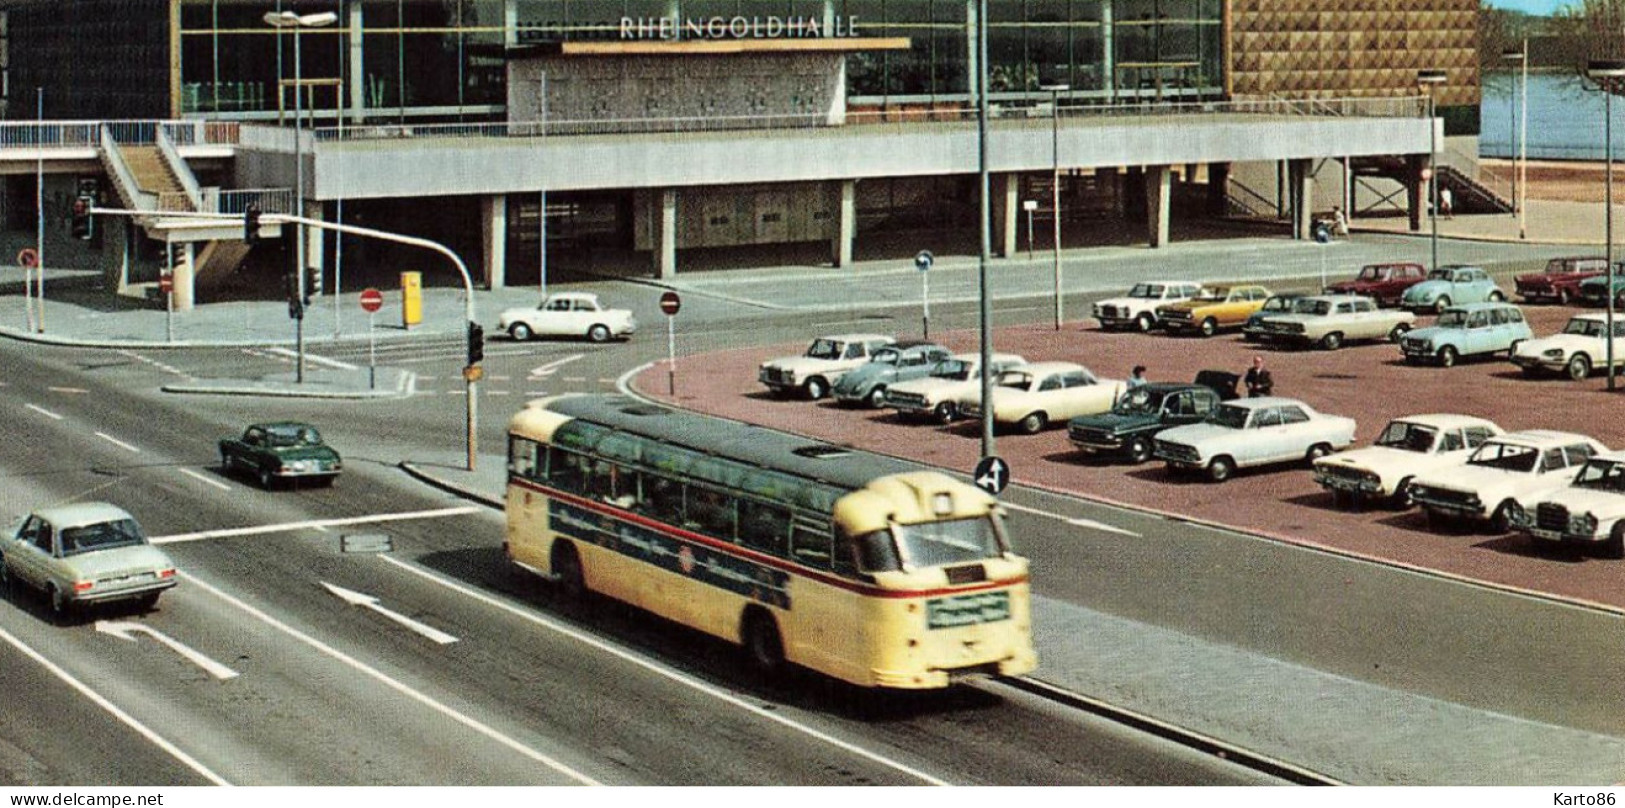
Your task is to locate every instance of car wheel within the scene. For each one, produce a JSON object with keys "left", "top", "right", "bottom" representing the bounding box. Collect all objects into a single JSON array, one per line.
[
  {"left": 1320, "top": 331, "right": 1344, "bottom": 351},
  {"left": 1507, "top": 339, "right": 1524, "bottom": 358},
  {"left": 865, "top": 386, "right": 887, "bottom": 409},
  {"left": 1489, "top": 501, "right": 1517, "bottom": 534},
  {"left": 551, "top": 542, "right": 586, "bottom": 600},
  {"left": 803, "top": 377, "right": 828, "bottom": 400},
  {"left": 1018, "top": 412, "right": 1048, "bottom": 435},
  {"left": 1605, "top": 524, "right": 1625, "bottom": 560},
  {"left": 742, "top": 609, "right": 787, "bottom": 679},
  {"left": 1567, "top": 354, "right": 1592, "bottom": 381},
  {"left": 508, "top": 322, "right": 533, "bottom": 341},
  {"left": 1126, "top": 435, "right": 1154, "bottom": 464},
  {"left": 1437, "top": 345, "right": 1458, "bottom": 368},
  {"left": 1391, "top": 477, "right": 1416, "bottom": 509},
  {"left": 1432, "top": 296, "right": 1450, "bottom": 315},
  {"left": 47, "top": 584, "right": 70, "bottom": 621},
  {"left": 1199, "top": 317, "right": 1218, "bottom": 337},
  {"left": 586, "top": 324, "right": 612, "bottom": 343},
  {"left": 1206, "top": 456, "right": 1236, "bottom": 483},
  {"left": 932, "top": 402, "right": 957, "bottom": 425},
  {"left": 1135, "top": 312, "right": 1155, "bottom": 332},
  {"left": 1305, "top": 443, "right": 1333, "bottom": 463},
  {"left": 258, "top": 467, "right": 274, "bottom": 489},
  {"left": 1489, "top": 290, "right": 1506, "bottom": 303},
  {"left": 1388, "top": 323, "right": 1411, "bottom": 343}
]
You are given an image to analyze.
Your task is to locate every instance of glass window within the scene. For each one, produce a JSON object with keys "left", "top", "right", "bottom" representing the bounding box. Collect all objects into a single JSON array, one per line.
[
  {"left": 1038, "top": 375, "right": 1062, "bottom": 391},
  {"left": 1279, "top": 406, "right": 1309, "bottom": 425},
  {"left": 853, "top": 529, "right": 902, "bottom": 573},
  {"left": 1464, "top": 427, "right": 1495, "bottom": 448},
  {"left": 688, "top": 486, "right": 737, "bottom": 538},
  {"left": 1438, "top": 430, "right": 1464, "bottom": 451},
  {"left": 791, "top": 523, "right": 833, "bottom": 569},
  {"left": 33, "top": 523, "right": 55, "bottom": 554},
  {"left": 1565, "top": 444, "right": 1600, "bottom": 466},
  {"left": 1541, "top": 448, "right": 1568, "bottom": 473},
  {"left": 546, "top": 447, "right": 588, "bottom": 494},
  {"left": 60, "top": 518, "right": 146, "bottom": 556},
  {"left": 1253, "top": 408, "right": 1283, "bottom": 427},
  {"left": 644, "top": 476, "right": 685, "bottom": 522},
  {"left": 893, "top": 517, "right": 1003, "bottom": 568},
  {"left": 739, "top": 500, "right": 791, "bottom": 556},
  {"left": 509, "top": 437, "right": 540, "bottom": 480}
]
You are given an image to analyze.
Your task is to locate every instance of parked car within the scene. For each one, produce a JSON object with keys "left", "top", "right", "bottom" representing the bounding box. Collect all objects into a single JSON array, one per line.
[
  {"left": 1241, "top": 293, "right": 1308, "bottom": 341},
  {"left": 1067, "top": 372, "right": 1236, "bottom": 463},
  {"left": 958, "top": 362, "right": 1126, "bottom": 434},
  {"left": 1399, "top": 265, "right": 1505, "bottom": 314},
  {"left": 1407, "top": 430, "right": 1605, "bottom": 533},
  {"left": 831, "top": 341, "right": 953, "bottom": 408},
  {"left": 1092, "top": 281, "right": 1204, "bottom": 332},
  {"left": 1313, "top": 414, "right": 1503, "bottom": 508},
  {"left": 1158, "top": 284, "right": 1273, "bottom": 337},
  {"left": 1508, "top": 312, "right": 1625, "bottom": 380},
  {"left": 219, "top": 422, "right": 344, "bottom": 488},
  {"left": 1400, "top": 302, "right": 1533, "bottom": 367},
  {"left": 497, "top": 292, "right": 637, "bottom": 343},
  {"left": 885, "top": 352, "right": 1028, "bottom": 424},
  {"left": 758, "top": 334, "right": 896, "bottom": 400},
  {"left": 1578, "top": 269, "right": 1625, "bottom": 308},
  {"left": 1153, "top": 397, "right": 1357, "bottom": 482},
  {"left": 1514, "top": 256, "right": 1608, "bottom": 304},
  {"left": 1324, "top": 262, "right": 1428, "bottom": 307},
  {"left": 1250, "top": 294, "right": 1414, "bottom": 350},
  {"left": 1511, "top": 450, "right": 1625, "bottom": 558},
  {"left": 0, "top": 502, "right": 176, "bottom": 619}
]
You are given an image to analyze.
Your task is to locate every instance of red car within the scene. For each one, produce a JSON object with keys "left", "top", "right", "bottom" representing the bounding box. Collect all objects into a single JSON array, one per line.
[
  {"left": 1323, "top": 263, "right": 1427, "bottom": 307},
  {"left": 1514, "top": 256, "right": 1609, "bottom": 305}
]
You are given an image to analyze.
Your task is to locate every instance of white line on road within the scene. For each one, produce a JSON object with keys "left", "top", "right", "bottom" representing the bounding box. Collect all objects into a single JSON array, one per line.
[
  {"left": 150, "top": 505, "right": 482, "bottom": 545},
  {"left": 94, "top": 432, "right": 140, "bottom": 453},
  {"left": 24, "top": 403, "right": 62, "bottom": 420},
  {"left": 96, "top": 621, "right": 240, "bottom": 680},
  {"left": 380, "top": 555, "right": 952, "bottom": 786},
  {"left": 529, "top": 354, "right": 583, "bottom": 379},
  {"left": 178, "top": 468, "right": 232, "bottom": 491},
  {"left": 47, "top": 386, "right": 89, "bottom": 394},
  {"left": 321, "top": 582, "right": 459, "bottom": 645},
  {"left": 561, "top": 376, "right": 587, "bottom": 383},
  {"left": 182, "top": 571, "right": 599, "bottom": 785},
  {"left": 266, "top": 347, "right": 358, "bottom": 371},
  {"left": 1001, "top": 501, "right": 1140, "bottom": 536}
]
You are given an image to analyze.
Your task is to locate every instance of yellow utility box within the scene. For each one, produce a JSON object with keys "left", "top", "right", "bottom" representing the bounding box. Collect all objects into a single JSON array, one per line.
[{"left": 401, "top": 271, "right": 422, "bottom": 328}]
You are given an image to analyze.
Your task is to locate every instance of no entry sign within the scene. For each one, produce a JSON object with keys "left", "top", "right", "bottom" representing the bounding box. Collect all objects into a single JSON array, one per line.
[{"left": 359, "top": 287, "right": 384, "bottom": 313}]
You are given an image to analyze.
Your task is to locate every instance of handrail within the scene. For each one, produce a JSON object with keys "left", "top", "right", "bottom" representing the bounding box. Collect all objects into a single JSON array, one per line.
[
  {"left": 97, "top": 126, "right": 157, "bottom": 214},
  {"left": 154, "top": 127, "right": 204, "bottom": 210}
]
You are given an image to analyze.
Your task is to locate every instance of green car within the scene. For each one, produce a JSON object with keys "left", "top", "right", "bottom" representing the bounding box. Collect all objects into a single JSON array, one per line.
[
  {"left": 1066, "top": 372, "right": 1238, "bottom": 464},
  {"left": 0, "top": 502, "right": 176, "bottom": 620},
  {"left": 219, "top": 422, "right": 343, "bottom": 489}
]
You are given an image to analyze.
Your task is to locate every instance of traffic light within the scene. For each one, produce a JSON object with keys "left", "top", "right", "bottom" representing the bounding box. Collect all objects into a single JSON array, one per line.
[
  {"left": 244, "top": 203, "right": 262, "bottom": 245},
  {"left": 303, "top": 271, "right": 319, "bottom": 305},
  {"left": 70, "top": 196, "right": 92, "bottom": 240},
  {"left": 167, "top": 242, "right": 186, "bottom": 269},
  {"left": 467, "top": 322, "right": 485, "bottom": 366}
]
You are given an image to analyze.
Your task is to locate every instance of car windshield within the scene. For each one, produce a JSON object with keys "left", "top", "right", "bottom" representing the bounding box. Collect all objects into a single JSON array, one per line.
[
  {"left": 1427, "top": 269, "right": 1454, "bottom": 280},
  {"left": 1375, "top": 421, "right": 1438, "bottom": 452},
  {"left": 804, "top": 339, "right": 843, "bottom": 359},
  {"left": 266, "top": 425, "right": 323, "bottom": 447},
  {"left": 931, "top": 359, "right": 973, "bottom": 380},
  {"left": 1206, "top": 404, "right": 1251, "bottom": 429},
  {"left": 995, "top": 371, "right": 1035, "bottom": 391},
  {"left": 1358, "top": 266, "right": 1387, "bottom": 281},
  {"left": 1113, "top": 388, "right": 1167, "bottom": 415},
  {"left": 893, "top": 516, "right": 1006, "bottom": 568},
  {"left": 1573, "top": 460, "right": 1625, "bottom": 493},
  {"left": 1466, "top": 442, "right": 1540, "bottom": 472},
  {"left": 1564, "top": 319, "right": 1607, "bottom": 338},
  {"left": 59, "top": 517, "right": 146, "bottom": 556},
  {"left": 1128, "top": 283, "right": 1166, "bottom": 298},
  {"left": 1436, "top": 310, "right": 1469, "bottom": 327}
]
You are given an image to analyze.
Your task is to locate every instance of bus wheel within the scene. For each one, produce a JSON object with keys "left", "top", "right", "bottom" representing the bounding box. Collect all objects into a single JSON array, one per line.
[
  {"left": 551, "top": 543, "right": 586, "bottom": 600},
  {"left": 742, "top": 608, "right": 786, "bottom": 678}
]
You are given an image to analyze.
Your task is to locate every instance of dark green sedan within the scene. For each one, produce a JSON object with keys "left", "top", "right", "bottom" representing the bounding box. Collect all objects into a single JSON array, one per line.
[{"left": 219, "top": 422, "right": 342, "bottom": 488}]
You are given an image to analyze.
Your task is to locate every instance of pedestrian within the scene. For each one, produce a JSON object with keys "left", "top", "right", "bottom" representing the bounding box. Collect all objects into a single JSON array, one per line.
[
  {"left": 1330, "top": 205, "right": 1349, "bottom": 239},
  {"left": 1439, "top": 187, "right": 1453, "bottom": 219},
  {"left": 1244, "top": 355, "right": 1273, "bottom": 398},
  {"left": 1127, "top": 365, "right": 1148, "bottom": 389}
]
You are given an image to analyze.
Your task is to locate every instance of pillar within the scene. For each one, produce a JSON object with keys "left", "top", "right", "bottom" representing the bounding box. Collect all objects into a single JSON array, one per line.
[
  {"left": 303, "top": 199, "right": 326, "bottom": 294},
  {"left": 831, "top": 179, "right": 855, "bottom": 267},
  {"left": 657, "top": 188, "right": 678, "bottom": 279},
  {"left": 172, "top": 242, "right": 194, "bottom": 312},
  {"left": 1100, "top": 0, "right": 1115, "bottom": 101},
  {"left": 1145, "top": 165, "right": 1171, "bottom": 249},
  {"left": 481, "top": 194, "right": 506, "bottom": 290},
  {"left": 991, "top": 173, "right": 1018, "bottom": 258},
  {"left": 1288, "top": 158, "right": 1313, "bottom": 240},
  {"left": 348, "top": 2, "right": 365, "bottom": 123},
  {"left": 1207, "top": 162, "right": 1231, "bottom": 217},
  {"left": 1406, "top": 154, "right": 1428, "bottom": 232}
]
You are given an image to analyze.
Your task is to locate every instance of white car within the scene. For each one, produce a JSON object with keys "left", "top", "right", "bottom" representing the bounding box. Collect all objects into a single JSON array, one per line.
[
  {"left": 498, "top": 292, "right": 637, "bottom": 343},
  {"left": 884, "top": 352, "right": 1028, "bottom": 424},
  {"left": 1092, "top": 281, "right": 1203, "bottom": 332},
  {"left": 1154, "top": 397, "right": 1356, "bottom": 482},
  {"left": 1511, "top": 450, "right": 1625, "bottom": 558},
  {"left": 1312, "top": 414, "right": 1503, "bottom": 508},
  {"left": 1508, "top": 312, "right": 1625, "bottom": 380},
  {"left": 1407, "top": 430, "right": 1606, "bottom": 533},
  {"left": 958, "top": 362, "right": 1126, "bottom": 434},
  {"left": 0, "top": 502, "right": 176, "bottom": 619},
  {"left": 757, "top": 334, "right": 895, "bottom": 400}
]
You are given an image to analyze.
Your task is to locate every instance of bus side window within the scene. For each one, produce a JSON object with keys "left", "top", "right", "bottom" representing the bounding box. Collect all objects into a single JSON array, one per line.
[
  {"left": 547, "top": 448, "right": 587, "bottom": 494},
  {"left": 854, "top": 529, "right": 902, "bottom": 573},
  {"left": 590, "top": 462, "right": 637, "bottom": 507},
  {"left": 644, "top": 475, "right": 684, "bottom": 522},
  {"left": 739, "top": 500, "right": 790, "bottom": 556},
  {"left": 688, "top": 486, "right": 736, "bottom": 539},
  {"left": 508, "top": 438, "right": 539, "bottom": 480},
  {"left": 791, "top": 524, "right": 832, "bottom": 569}
]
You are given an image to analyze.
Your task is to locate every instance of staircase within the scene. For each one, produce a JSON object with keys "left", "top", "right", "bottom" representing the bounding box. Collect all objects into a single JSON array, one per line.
[
  {"left": 1350, "top": 154, "right": 1513, "bottom": 215},
  {"left": 119, "top": 146, "right": 192, "bottom": 211}
]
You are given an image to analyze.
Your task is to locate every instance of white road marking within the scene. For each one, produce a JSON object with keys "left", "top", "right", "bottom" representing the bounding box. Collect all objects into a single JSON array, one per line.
[
  {"left": 490, "top": 375, "right": 511, "bottom": 382},
  {"left": 25, "top": 403, "right": 62, "bottom": 420},
  {"left": 0, "top": 623, "right": 231, "bottom": 785},
  {"left": 265, "top": 348, "right": 358, "bottom": 371},
  {"left": 321, "top": 582, "right": 459, "bottom": 645},
  {"left": 178, "top": 468, "right": 232, "bottom": 491},
  {"left": 561, "top": 377, "right": 587, "bottom": 383},
  {"left": 380, "top": 555, "right": 952, "bottom": 786},
  {"left": 487, "top": 390, "right": 511, "bottom": 396},
  {"left": 149, "top": 506, "right": 481, "bottom": 545},
  {"left": 1001, "top": 501, "right": 1141, "bottom": 536},
  {"left": 47, "top": 386, "right": 89, "bottom": 394},
  {"left": 182, "top": 571, "right": 599, "bottom": 785},
  {"left": 96, "top": 621, "right": 240, "bottom": 680},
  {"left": 94, "top": 432, "right": 140, "bottom": 453},
  {"left": 528, "top": 354, "right": 583, "bottom": 379},
  {"left": 117, "top": 350, "right": 192, "bottom": 380}
]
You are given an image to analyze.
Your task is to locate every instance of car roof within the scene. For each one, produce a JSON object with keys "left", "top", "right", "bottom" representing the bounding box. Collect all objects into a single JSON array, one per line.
[
  {"left": 1436, "top": 264, "right": 1485, "bottom": 271},
  {"left": 28, "top": 501, "right": 135, "bottom": 529},
  {"left": 547, "top": 292, "right": 599, "bottom": 301},
  {"left": 1567, "top": 312, "right": 1623, "bottom": 322},
  {"left": 887, "top": 340, "right": 943, "bottom": 351},
  {"left": 1442, "top": 302, "right": 1518, "bottom": 312},
  {"left": 250, "top": 420, "right": 320, "bottom": 430},
  {"left": 1489, "top": 429, "right": 1601, "bottom": 448},
  {"left": 1389, "top": 413, "right": 1499, "bottom": 430},
  {"left": 949, "top": 352, "right": 1024, "bottom": 363},
  {"left": 1365, "top": 262, "right": 1424, "bottom": 268},
  {"left": 1016, "top": 361, "right": 1087, "bottom": 374},
  {"left": 1299, "top": 294, "right": 1372, "bottom": 303},
  {"left": 1220, "top": 396, "right": 1312, "bottom": 409},
  {"left": 819, "top": 333, "right": 894, "bottom": 343},
  {"left": 1139, "top": 382, "right": 1209, "bottom": 394},
  {"left": 1588, "top": 449, "right": 1625, "bottom": 463}
]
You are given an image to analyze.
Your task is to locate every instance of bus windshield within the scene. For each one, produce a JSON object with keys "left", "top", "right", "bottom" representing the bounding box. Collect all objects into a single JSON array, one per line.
[{"left": 893, "top": 517, "right": 1004, "bottom": 568}]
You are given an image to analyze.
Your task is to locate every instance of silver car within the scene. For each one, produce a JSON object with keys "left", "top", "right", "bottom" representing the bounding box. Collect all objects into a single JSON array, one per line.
[{"left": 0, "top": 503, "right": 176, "bottom": 620}]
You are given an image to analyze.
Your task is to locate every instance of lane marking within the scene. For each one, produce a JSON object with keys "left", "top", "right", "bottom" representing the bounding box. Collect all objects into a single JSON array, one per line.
[
  {"left": 1001, "top": 501, "right": 1140, "bottom": 536},
  {"left": 380, "top": 555, "right": 952, "bottom": 786},
  {"left": 265, "top": 348, "right": 358, "bottom": 371},
  {"left": 95, "top": 432, "right": 141, "bottom": 453},
  {"left": 182, "top": 571, "right": 599, "bottom": 785},
  {"left": 48, "top": 386, "right": 89, "bottom": 394},
  {"left": 150, "top": 506, "right": 481, "bottom": 545},
  {"left": 561, "top": 377, "right": 587, "bottom": 383},
  {"left": 0, "top": 623, "right": 231, "bottom": 785},
  {"left": 178, "top": 468, "right": 232, "bottom": 491},
  {"left": 25, "top": 403, "right": 63, "bottom": 420},
  {"left": 321, "top": 582, "right": 460, "bottom": 645},
  {"left": 96, "top": 621, "right": 240, "bottom": 680},
  {"left": 529, "top": 354, "right": 583, "bottom": 379}
]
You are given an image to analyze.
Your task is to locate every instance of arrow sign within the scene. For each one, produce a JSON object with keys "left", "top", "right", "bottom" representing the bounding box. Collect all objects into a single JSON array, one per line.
[
  {"left": 321, "top": 582, "right": 459, "bottom": 645},
  {"left": 973, "top": 456, "right": 1009, "bottom": 495},
  {"left": 528, "top": 353, "right": 583, "bottom": 379},
  {"left": 96, "top": 621, "right": 239, "bottom": 680}
]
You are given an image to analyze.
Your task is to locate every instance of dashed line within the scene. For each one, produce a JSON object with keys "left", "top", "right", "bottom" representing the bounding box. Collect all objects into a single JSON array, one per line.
[
  {"left": 25, "top": 403, "right": 62, "bottom": 420},
  {"left": 118, "top": 350, "right": 193, "bottom": 380},
  {"left": 178, "top": 468, "right": 231, "bottom": 491},
  {"left": 94, "top": 432, "right": 140, "bottom": 453},
  {"left": 562, "top": 377, "right": 587, "bottom": 383},
  {"left": 265, "top": 348, "right": 358, "bottom": 371},
  {"left": 48, "top": 386, "right": 89, "bottom": 394}
]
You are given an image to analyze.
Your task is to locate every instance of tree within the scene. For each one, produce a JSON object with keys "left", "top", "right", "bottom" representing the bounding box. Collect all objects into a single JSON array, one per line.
[{"left": 1550, "top": 0, "right": 1625, "bottom": 90}]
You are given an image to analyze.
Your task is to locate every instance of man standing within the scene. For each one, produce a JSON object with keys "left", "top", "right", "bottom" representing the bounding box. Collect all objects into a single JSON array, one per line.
[
  {"left": 1244, "top": 356, "right": 1273, "bottom": 398},
  {"left": 1127, "top": 365, "right": 1148, "bottom": 389}
]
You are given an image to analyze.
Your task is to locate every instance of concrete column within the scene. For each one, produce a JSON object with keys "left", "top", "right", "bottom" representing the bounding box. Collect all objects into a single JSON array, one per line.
[
  {"left": 482, "top": 194, "right": 507, "bottom": 290},
  {"left": 831, "top": 179, "right": 855, "bottom": 267},
  {"left": 1407, "top": 154, "right": 1427, "bottom": 232},
  {"left": 504, "top": 0, "right": 519, "bottom": 47},
  {"left": 303, "top": 199, "right": 325, "bottom": 292},
  {"left": 172, "top": 242, "right": 195, "bottom": 312},
  {"left": 991, "top": 173, "right": 1019, "bottom": 258},
  {"left": 348, "top": 2, "right": 365, "bottom": 123},
  {"left": 1144, "top": 165, "right": 1171, "bottom": 249},
  {"left": 1100, "top": 0, "right": 1114, "bottom": 100},
  {"left": 1288, "top": 158, "right": 1314, "bottom": 240},
  {"left": 1207, "top": 162, "right": 1231, "bottom": 217},
  {"left": 657, "top": 188, "right": 678, "bottom": 278}
]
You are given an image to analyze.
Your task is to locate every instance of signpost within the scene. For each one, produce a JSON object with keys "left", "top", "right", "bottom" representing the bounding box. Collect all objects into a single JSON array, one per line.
[
  {"left": 915, "top": 250, "right": 933, "bottom": 339},
  {"left": 360, "top": 287, "right": 383, "bottom": 389},
  {"left": 973, "top": 456, "right": 1009, "bottom": 496},
  {"left": 159, "top": 271, "right": 175, "bottom": 342},
  {"left": 660, "top": 291, "right": 681, "bottom": 395},
  {"left": 1022, "top": 199, "right": 1038, "bottom": 260},
  {"left": 16, "top": 248, "right": 37, "bottom": 332}
]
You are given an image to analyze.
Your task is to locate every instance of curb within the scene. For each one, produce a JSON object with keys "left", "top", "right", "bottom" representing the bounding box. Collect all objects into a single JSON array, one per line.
[{"left": 398, "top": 460, "right": 504, "bottom": 509}]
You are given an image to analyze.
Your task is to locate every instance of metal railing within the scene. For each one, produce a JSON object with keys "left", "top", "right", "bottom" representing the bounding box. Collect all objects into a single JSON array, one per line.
[
  {"left": 155, "top": 127, "right": 204, "bottom": 211},
  {"left": 159, "top": 187, "right": 295, "bottom": 216}
]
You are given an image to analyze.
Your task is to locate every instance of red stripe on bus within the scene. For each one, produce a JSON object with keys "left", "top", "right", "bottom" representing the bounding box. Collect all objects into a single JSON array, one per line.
[{"left": 509, "top": 477, "right": 1026, "bottom": 599}]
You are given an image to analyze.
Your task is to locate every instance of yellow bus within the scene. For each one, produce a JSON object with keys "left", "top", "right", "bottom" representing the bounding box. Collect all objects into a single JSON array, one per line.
[{"left": 504, "top": 394, "right": 1037, "bottom": 689}]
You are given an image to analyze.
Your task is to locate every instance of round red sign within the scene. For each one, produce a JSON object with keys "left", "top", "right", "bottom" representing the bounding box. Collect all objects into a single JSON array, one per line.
[
  {"left": 359, "top": 287, "right": 384, "bottom": 313},
  {"left": 16, "top": 248, "right": 38, "bottom": 268},
  {"left": 659, "top": 291, "right": 681, "bottom": 316},
  {"left": 158, "top": 273, "right": 173, "bottom": 293}
]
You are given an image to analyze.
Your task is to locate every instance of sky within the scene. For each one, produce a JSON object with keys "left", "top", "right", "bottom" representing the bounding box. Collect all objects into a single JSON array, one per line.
[{"left": 1483, "top": 0, "right": 1566, "bottom": 14}]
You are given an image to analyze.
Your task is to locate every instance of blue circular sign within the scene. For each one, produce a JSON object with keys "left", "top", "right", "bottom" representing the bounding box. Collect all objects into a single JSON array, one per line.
[{"left": 915, "top": 250, "right": 934, "bottom": 272}]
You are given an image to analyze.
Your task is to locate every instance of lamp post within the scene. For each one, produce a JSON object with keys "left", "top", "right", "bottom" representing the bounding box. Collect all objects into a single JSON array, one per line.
[
  {"left": 1589, "top": 60, "right": 1625, "bottom": 391},
  {"left": 264, "top": 9, "right": 338, "bottom": 383},
  {"left": 1502, "top": 41, "right": 1528, "bottom": 239},
  {"left": 975, "top": 0, "right": 994, "bottom": 459},
  {"left": 1417, "top": 69, "right": 1446, "bottom": 275},
  {"left": 1040, "top": 83, "right": 1069, "bottom": 330}
]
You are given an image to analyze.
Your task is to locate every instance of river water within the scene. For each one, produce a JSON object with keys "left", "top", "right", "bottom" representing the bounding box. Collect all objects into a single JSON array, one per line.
[{"left": 1481, "top": 71, "right": 1625, "bottom": 161}]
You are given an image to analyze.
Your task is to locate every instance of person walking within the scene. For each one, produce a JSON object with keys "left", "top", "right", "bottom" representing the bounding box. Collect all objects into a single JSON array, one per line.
[
  {"left": 1244, "top": 356, "right": 1273, "bottom": 398},
  {"left": 1127, "top": 365, "right": 1148, "bottom": 389},
  {"left": 1330, "top": 205, "right": 1349, "bottom": 239},
  {"left": 1439, "top": 187, "right": 1453, "bottom": 219}
]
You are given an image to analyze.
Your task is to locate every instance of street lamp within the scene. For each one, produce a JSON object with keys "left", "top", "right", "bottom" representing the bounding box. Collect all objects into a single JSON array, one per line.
[
  {"left": 264, "top": 9, "right": 338, "bottom": 383},
  {"left": 1502, "top": 41, "right": 1528, "bottom": 239},
  {"left": 1589, "top": 59, "right": 1625, "bottom": 391},
  {"left": 1417, "top": 69, "right": 1446, "bottom": 275},
  {"left": 1040, "top": 83, "right": 1069, "bottom": 330}
]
